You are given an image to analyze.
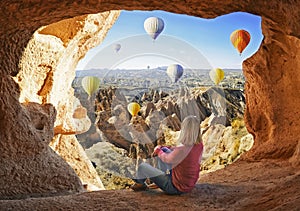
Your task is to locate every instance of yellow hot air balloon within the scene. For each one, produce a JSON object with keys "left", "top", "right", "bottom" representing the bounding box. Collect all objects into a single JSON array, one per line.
[
  {"left": 127, "top": 102, "right": 141, "bottom": 117},
  {"left": 209, "top": 68, "right": 225, "bottom": 85},
  {"left": 230, "top": 29, "right": 251, "bottom": 55},
  {"left": 81, "top": 76, "right": 100, "bottom": 97}
]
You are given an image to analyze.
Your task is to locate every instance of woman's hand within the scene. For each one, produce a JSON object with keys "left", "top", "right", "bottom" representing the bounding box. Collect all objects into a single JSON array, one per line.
[
  {"left": 161, "top": 146, "right": 172, "bottom": 153},
  {"left": 152, "top": 145, "right": 162, "bottom": 157}
]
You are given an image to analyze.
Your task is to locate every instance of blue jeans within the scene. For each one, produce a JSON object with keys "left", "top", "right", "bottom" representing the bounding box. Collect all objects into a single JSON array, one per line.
[
  {"left": 134, "top": 161, "right": 183, "bottom": 195},
  {"left": 156, "top": 157, "right": 172, "bottom": 175}
]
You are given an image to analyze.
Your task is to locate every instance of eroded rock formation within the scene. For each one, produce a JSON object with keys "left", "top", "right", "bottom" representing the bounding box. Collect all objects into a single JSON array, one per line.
[
  {"left": 89, "top": 86, "right": 245, "bottom": 154},
  {"left": 0, "top": 9, "right": 121, "bottom": 198},
  {"left": 0, "top": 0, "right": 299, "bottom": 200}
]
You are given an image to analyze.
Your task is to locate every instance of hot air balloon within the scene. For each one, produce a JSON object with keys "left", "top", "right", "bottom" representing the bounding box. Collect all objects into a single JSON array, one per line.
[
  {"left": 81, "top": 76, "right": 100, "bottom": 97},
  {"left": 114, "top": 43, "right": 121, "bottom": 53},
  {"left": 166, "top": 64, "right": 184, "bottom": 83},
  {"left": 144, "top": 17, "right": 164, "bottom": 40},
  {"left": 127, "top": 102, "right": 140, "bottom": 117},
  {"left": 209, "top": 68, "right": 225, "bottom": 85},
  {"left": 230, "top": 29, "right": 251, "bottom": 55}
]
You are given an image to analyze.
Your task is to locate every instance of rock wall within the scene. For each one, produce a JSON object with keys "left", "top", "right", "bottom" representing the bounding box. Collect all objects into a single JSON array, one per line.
[
  {"left": 15, "top": 12, "right": 121, "bottom": 192},
  {"left": 0, "top": 7, "right": 120, "bottom": 198},
  {"left": 0, "top": 0, "right": 299, "bottom": 199},
  {"left": 243, "top": 19, "right": 300, "bottom": 162}
]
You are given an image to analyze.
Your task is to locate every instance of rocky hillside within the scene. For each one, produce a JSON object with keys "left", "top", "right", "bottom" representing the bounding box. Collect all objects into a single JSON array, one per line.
[
  {"left": 78, "top": 86, "right": 246, "bottom": 149},
  {"left": 76, "top": 86, "right": 253, "bottom": 189}
]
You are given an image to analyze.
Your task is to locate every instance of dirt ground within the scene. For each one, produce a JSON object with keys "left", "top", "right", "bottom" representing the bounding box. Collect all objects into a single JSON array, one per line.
[{"left": 1, "top": 159, "right": 299, "bottom": 210}]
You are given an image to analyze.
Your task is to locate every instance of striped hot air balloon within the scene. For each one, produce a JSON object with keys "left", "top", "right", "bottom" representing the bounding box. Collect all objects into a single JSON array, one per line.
[
  {"left": 81, "top": 76, "right": 100, "bottom": 97},
  {"left": 166, "top": 64, "right": 184, "bottom": 83},
  {"left": 230, "top": 29, "right": 251, "bottom": 55},
  {"left": 144, "top": 17, "right": 164, "bottom": 40},
  {"left": 209, "top": 68, "right": 225, "bottom": 85}
]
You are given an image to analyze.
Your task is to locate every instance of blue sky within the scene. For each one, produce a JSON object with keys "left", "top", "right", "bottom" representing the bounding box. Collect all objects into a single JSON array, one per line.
[{"left": 77, "top": 10, "right": 263, "bottom": 70}]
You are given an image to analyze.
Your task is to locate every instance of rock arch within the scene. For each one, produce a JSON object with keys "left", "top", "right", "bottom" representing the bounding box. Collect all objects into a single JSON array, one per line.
[{"left": 0, "top": 0, "right": 299, "bottom": 199}]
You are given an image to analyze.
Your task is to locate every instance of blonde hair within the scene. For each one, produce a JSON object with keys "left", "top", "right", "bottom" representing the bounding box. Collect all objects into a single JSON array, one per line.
[{"left": 177, "top": 115, "right": 202, "bottom": 146}]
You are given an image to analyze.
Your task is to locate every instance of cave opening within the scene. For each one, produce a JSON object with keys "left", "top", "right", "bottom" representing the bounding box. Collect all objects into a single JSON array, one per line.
[
  {"left": 71, "top": 10, "right": 263, "bottom": 190},
  {"left": 15, "top": 9, "right": 263, "bottom": 191}
]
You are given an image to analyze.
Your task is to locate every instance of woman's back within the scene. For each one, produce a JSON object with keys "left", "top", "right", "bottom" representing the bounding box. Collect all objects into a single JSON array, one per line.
[{"left": 171, "top": 143, "right": 204, "bottom": 192}]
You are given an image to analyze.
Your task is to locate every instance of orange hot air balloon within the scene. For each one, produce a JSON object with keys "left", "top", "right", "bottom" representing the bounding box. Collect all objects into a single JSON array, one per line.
[{"left": 230, "top": 29, "right": 251, "bottom": 55}]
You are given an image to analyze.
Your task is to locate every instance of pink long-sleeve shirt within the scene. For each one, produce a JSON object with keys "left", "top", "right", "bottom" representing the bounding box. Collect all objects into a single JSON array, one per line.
[{"left": 157, "top": 142, "right": 204, "bottom": 193}]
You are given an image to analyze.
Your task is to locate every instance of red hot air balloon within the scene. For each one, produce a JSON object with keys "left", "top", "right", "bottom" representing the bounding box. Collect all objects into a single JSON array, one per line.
[{"left": 230, "top": 29, "right": 251, "bottom": 55}]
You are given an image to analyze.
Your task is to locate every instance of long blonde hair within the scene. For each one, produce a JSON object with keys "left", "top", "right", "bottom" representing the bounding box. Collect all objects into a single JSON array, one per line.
[{"left": 177, "top": 115, "right": 202, "bottom": 146}]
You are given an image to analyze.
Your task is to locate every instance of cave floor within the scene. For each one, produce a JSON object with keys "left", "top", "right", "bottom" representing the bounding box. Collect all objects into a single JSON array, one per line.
[{"left": 1, "top": 159, "right": 299, "bottom": 210}]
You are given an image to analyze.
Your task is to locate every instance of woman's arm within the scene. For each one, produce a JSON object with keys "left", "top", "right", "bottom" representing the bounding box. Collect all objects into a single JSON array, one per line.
[{"left": 158, "top": 145, "right": 191, "bottom": 165}]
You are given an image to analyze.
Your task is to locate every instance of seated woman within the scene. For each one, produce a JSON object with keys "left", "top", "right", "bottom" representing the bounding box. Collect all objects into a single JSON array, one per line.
[{"left": 131, "top": 115, "right": 204, "bottom": 195}]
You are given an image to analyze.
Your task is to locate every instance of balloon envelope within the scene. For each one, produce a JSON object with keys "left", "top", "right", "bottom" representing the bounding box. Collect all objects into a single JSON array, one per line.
[
  {"left": 167, "top": 64, "right": 184, "bottom": 83},
  {"left": 81, "top": 76, "right": 100, "bottom": 97},
  {"left": 127, "top": 102, "right": 140, "bottom": 117},
  {"left": 209, "top": 68, "right": 225, "bottom": 85},
  {"left": 144, "top": 17, "right": 164, "bottom": 40},
  {"left": 114, "top": 43, "right": 121, "bottom": 53},
  {"left": 230, "top": 29, "right": 251, "bottom": 55}
]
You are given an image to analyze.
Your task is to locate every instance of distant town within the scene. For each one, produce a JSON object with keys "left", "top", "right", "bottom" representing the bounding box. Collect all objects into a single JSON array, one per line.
[{"left": 73, "top": 67, "right": 245, "bottom": 96}]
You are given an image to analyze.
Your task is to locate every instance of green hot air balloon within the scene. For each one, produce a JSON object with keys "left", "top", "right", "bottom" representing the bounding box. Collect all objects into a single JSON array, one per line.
[{"left": 81, "top": 76, "right": 100, "bottom": 97}]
